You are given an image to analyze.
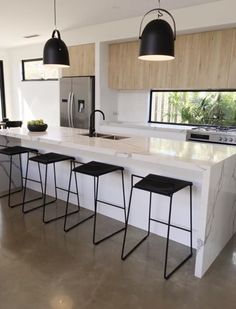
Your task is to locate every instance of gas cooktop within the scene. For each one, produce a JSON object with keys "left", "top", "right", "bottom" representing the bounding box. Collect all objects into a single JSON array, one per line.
[{"left": 186, "top": 126, "right": 236, "bottom": 145}]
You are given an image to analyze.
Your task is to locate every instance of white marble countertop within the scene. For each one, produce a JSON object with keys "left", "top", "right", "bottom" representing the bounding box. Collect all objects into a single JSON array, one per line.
[
  {"left": 0, "top": 126, "right": 236, "bottom": 171},
  {"left": 101, "top": 121, "right": 190, "bottom": 133}
]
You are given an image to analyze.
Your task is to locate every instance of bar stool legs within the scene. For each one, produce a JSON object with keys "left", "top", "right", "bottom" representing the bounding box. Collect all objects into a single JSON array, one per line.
[
  {"left": 0, "top": 152, "right": 43, "bottom": 208},
  {"left": 93, "top": 170, "right": 126, "bottom": 245},
  {"left": 121, "top": 184, "right": 151, "bottom": 260},
  {"left": 64, "top": 163, "right": 94, "bottom": 232},
  {"left": 64, "top": 162, "right": 126, "bottom": 246},
  {"left": 164, "top": 186, "right": 193, "bottom": 279},
  {"left": 42, "top": 160, "right": 79, "bottom": 224},
  {"left": 22, "top": 154, "right": 45, "bottom": 214},
  {"left": 0, "top": 154, "right": 24, "bottom": 207},
  {"left": 23, "top": 157, "right": 79, "bottom": 223},
  {"left": 121, "top": 174, "right": 193, "bottom": 280},
  {"left": 7, "top": 154, "right": 23, "bottom": 208}
]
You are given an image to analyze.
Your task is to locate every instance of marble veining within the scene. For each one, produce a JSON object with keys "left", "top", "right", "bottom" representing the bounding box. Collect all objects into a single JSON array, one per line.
[
  {"left": 0, "top": 160, "right": 20, "bottom": 188},
  {"left": 205, "top": 161, "right": 225, "bottom": 244},
  {"left": 0, "top": 136, "right": 22, "bottom": 193},
  {"left": 229, "top": 162, "right": 236, "bottom": 234},
  {"left": 197, "top": 239, "right": 205, "bottom": 251},
  {"left": 195, "top": 154, "right": 236, "bottom": 277}
]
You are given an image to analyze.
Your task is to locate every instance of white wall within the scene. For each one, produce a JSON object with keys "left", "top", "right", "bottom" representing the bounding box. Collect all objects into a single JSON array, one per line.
[
  {"left": 4, "top": 0, "right": 236, "bottom": 127},
  {"left": 7, "top": 44, "right": 60, "bottom": 125},
  {"left": 18, "top": 80, "right": 59, "bottom": 125},
  {"left": 117, "top": 91, "right": 149, "bottom": 123}
]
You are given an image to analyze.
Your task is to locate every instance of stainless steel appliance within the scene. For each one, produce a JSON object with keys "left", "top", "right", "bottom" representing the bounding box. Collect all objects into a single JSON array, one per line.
[
  {"left": 60, "top": 76, "right": 95, "bottom": 129},
  {"left": 186, "top": 126, "right": 236, "bottom": 145}
]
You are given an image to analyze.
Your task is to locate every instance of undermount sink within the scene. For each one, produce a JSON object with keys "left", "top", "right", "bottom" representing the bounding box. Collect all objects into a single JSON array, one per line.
[
  {"left": 80, "top": 133, "right": 109, "bottom": 138},
  {"left": 80, "top": 133, "right": 129, "bottom": 140},
  {"left": 101, "top": 135, "right": 128, "bottom": 140}
]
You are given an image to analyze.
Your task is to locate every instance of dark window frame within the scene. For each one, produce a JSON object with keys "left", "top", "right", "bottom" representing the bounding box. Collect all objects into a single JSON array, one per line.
[
  {"left": 0, "top": 60, "right": 6, "bottom": 118},
  {"left": 149, "top": 88, "right": 236, "bottom": 127},
  {"left": 21, "top": 58, "right": 58, "bottom": 81}
]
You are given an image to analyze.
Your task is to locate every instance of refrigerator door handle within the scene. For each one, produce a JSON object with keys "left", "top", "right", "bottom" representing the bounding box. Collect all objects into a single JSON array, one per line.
[
  {"left": 70, "top": 92, "right": 75, "bottom": 128},
  {"left": 67, "top": 92, "right": 72, "bottom": 127}
]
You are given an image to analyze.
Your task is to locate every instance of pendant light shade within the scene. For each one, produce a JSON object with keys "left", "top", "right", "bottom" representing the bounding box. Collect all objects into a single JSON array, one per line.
[
  {"left": 43, "top": 30, "right": 70, "bottom": 67},
  {"left": 43, "top": 0, "right": 70, "bottom": 67},
  {"left": 138, "top": 7, "right": 176, "bottom": 61}
]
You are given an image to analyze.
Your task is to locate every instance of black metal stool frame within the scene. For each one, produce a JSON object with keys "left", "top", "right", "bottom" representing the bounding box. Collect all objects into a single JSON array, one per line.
[
  {"left": 0, "top": 151, "right": 44, "bottom": 208},
  {"left": 121, "top": 174, "right": 193, "bottom": 280},
  {"left": 64, "top": 161, "right": 94, "bottom": 232},
  {"left": 23, "top": 159, "right": 80, "bottom": 224},
  {"left": 64, "top": 163, "right": 126, "bottom": 246}
]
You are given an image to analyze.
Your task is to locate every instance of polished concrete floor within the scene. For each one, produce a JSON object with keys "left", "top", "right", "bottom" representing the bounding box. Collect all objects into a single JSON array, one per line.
[{"left": 0, "top": 191, "right": 236, "bottom": 309}]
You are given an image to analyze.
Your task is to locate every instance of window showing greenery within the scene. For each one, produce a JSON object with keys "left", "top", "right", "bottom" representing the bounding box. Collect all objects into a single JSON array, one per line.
[
  {"left": 22, "top": 58, "right": 59, "bottom": 81},
  {"left": 149, "top": 90, "right": 236, "bottom": 127}
]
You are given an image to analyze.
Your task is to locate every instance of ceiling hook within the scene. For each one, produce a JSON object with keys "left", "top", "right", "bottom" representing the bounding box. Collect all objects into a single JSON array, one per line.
[{"left": 157, "top": 0, "right": 163, "bottom": 18}]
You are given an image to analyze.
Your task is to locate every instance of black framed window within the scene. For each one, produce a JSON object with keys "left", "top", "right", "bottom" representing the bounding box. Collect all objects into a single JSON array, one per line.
[
  {"left": 0, "top": 61, "right": 6, "bottom": 118},
  {"left": 149, "top": 89, "right": 236, "bottom": 127},
  {"left": 22, "top": 58, "right": 59, "bottom": 81}
]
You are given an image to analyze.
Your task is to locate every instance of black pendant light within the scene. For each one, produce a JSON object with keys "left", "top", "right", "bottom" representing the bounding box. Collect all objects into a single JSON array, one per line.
[
  {"left": 43, "top": 0, "right": 70, "bottom": 67},
  {"left": 139, "top": 0, "right": 176, "bottom": 61}
]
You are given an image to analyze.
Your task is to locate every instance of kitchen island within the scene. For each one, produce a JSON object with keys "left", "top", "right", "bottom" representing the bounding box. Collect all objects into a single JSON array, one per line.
[{"left": 0, "top": 126, "right": 236, "bottom": 279}]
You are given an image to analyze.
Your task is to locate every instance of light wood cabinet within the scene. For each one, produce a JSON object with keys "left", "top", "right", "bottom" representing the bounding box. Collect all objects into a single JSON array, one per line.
[
  {"left": 62, "top": 43, "right": 95, "bottom": 77},
  {"left": 108, "top": 28, "right": 236, "bottom": 89},
  {"left": 227, "top": 29, "right": 236, "bottom": 88}
]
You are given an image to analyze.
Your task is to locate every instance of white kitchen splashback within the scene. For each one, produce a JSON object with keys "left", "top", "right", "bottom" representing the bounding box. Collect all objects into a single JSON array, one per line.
[{"left": 117, "top": 90, "right": 149, "bottom": 123}]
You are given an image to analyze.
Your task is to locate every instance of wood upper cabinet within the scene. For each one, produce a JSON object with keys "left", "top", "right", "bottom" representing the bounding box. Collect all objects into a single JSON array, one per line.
[
  {"left": 62, "top": 43, "right": 95, "bottom": 77},
  {"left": 227, "top": 29, "right": 236, "bottom": 88},
  {"left": 108, "top": 28, "right": 236, "bottom": 90}
]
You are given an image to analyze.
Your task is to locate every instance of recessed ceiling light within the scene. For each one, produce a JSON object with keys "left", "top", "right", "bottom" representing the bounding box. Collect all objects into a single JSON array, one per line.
[{"left": 23, "top": 34, "right": 40, "bottom": 39}]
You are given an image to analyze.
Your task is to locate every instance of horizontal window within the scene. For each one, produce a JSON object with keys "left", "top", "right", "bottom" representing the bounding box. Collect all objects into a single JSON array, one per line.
[
  {"left": 149, "top": 90, "right": 236, "bottom": 127},
  {"left": 22, "top": 58, "right": 59, "bottom": 81}
]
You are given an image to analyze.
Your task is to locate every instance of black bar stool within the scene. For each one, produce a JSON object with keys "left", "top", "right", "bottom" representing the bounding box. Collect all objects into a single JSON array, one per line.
[
  {"left": 121, "top": 173, "right": 193, "bottom": 280},
  {"left": 0, "top": 146, "right": 43, "bottom": 208},
  {"left": 22, "top": 152, "right": 79, "bottom": 223},
  {"left": 5, "top": 121, "right": 23, "bottom": 128},
  {"left": 64, "top": 161, "right": 126, "bottom": 245}
]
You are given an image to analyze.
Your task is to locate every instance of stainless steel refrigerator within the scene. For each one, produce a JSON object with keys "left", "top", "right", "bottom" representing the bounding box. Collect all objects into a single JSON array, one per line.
[{"left": 60, "top": 76, "right": 95, "bottom": 129}]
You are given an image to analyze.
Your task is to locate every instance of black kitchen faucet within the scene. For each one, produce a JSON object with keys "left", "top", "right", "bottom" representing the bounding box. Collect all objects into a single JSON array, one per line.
[{"left": 89, "top": 109, "right": 105, "bottom": 136}]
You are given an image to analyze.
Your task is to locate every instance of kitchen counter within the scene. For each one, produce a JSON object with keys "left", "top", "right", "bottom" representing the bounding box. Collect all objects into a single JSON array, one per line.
[
  {"left": 0, "top": 126, "right": 236, "bottom": 279},
  {"left": 100, "top": 120, "right": 190, "bottom": 132},
  {"left": 99, "top": 121, "right": 189, "bottom": 140},
  {"left": 0, "top": 126, "right": 235, "bottom": 170}
]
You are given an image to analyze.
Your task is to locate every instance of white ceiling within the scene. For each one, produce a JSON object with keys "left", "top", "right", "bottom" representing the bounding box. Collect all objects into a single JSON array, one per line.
[{"left": 0, "top": 0, "right": 221, "bottom": 48}]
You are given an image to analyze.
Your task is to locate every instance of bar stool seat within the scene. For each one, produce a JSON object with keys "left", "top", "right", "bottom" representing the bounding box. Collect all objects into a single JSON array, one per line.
[
  {"left": 0, "top": 145, "right": 41, "bottom": 208},
  {"left": 73, "top": 161, "right": 124, "bottom": 177},
  {"left": 23, "top": 152, "right": 78, "bottom": 223},
  {"left": 134, "top": 174, "right": 192, "bottom": 196},
  {"left": 30, "top": 152, "right": 74, "bottom": 164},
  {"left": 0, "top": 146, "right": 38, "bottom": 156},
  {"left": 64, "top": 161, "right": 126, "bottom": 245},
  {"left": 121, "top": 173, "right": 193, "bottom": 280},
  {"left": 5, "top": 121, "right": 22, "bottom": 128}
]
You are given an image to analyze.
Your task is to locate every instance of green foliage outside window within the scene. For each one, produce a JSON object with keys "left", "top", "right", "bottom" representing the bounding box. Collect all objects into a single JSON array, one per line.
[{"left": 150, "top": 91, "right": 236, "bottom": 126}]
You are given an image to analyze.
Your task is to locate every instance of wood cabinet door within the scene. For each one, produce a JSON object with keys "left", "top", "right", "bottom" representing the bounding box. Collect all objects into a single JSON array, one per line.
[
  {"left": 62, "top": 43, "right": 95, "bottom": 77},
  {"left": 108, "top": 28, "right": 236, "bottom": 90}
]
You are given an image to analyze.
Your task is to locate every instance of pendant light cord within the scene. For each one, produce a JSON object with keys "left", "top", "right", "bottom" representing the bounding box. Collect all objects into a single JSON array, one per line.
[{"left": 54, "top": 0, "right": 57, "bottom": 29}]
